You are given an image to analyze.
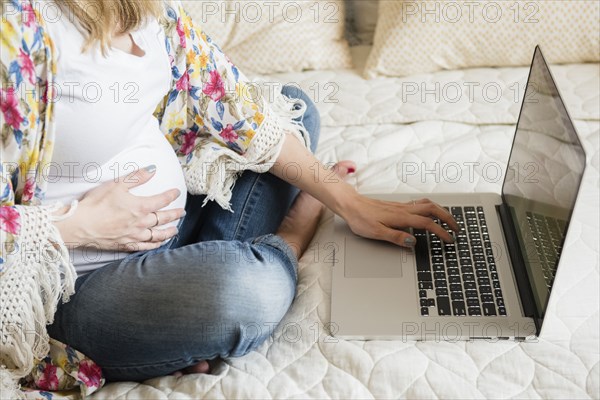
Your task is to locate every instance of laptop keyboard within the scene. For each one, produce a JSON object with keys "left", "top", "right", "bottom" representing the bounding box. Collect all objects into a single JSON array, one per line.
[
  {"left": 415, "top": 206, "right": 507, "bottom": 317},
  {"left": 526, "top": 211, "right": 566, "bottom": 289}
]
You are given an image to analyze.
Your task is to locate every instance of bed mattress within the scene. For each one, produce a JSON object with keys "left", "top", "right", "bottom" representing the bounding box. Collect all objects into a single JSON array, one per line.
[{"left": 91, "top": 47, "right": 599, "bottom": 399}]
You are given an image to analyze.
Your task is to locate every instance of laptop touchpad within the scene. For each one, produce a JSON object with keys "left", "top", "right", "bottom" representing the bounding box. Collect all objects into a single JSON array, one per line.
[{"left": 343, "top": 234, "right": 412, "bottom": 278}]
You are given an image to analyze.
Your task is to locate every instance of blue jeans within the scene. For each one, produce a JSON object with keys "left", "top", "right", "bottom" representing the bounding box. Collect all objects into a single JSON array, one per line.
[{"left": 47, "top": 85, "right": 320, "bottom": 382}]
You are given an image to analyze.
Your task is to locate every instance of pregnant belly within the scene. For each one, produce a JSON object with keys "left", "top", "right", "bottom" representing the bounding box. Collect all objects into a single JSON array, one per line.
[
  {"left": 44, "top": 134, "right": 188, "bottom": 271},
  {"left": 44, "top": 135, "right": 188, "bottom": 230}
]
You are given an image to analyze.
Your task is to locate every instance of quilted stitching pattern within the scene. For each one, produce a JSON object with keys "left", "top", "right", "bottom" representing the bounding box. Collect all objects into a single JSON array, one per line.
[{"left": 91, "top": 55, "right": 599, "bottom": 399}]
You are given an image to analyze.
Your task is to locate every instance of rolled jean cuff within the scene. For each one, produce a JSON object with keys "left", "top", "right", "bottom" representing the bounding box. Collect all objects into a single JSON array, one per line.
[{"left": 251, "top": 233, "right": 299, "bottom": 278}]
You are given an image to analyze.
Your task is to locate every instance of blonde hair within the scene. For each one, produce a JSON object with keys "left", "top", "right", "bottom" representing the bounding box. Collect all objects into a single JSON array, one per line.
[{"left": 55, "top": 0, "right": 163, "bottom": 53}]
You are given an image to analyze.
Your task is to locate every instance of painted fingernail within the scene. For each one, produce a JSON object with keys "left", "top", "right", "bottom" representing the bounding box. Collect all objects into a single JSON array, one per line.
[
  {"left": 348, "top": 167, "right": 356, "bottom": 174},
  {"left": 404, "top": 237, "right": 416, "bottom": 246},
  {"left": 144, "top": 164, "right": 157, "bottom": 174}
]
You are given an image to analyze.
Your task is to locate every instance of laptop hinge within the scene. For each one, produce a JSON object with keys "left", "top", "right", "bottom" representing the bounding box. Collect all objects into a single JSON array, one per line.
[{"left": 496, "top": 203, "right": 541, "bottom": 332}]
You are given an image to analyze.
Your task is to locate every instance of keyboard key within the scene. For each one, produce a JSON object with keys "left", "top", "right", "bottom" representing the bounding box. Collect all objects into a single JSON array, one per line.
[
  {"left": 462, "top": 273, "right": 475, "bottom": 282},
  {"left": 465, "top": 289, "right": 478, "bottom": 298},
  {"left": 428, "top": 298, "right": 435, "bottom": 307},
  {"left": 419, "top": 281, "right": 433, "bottom": 290},
  {"left": 464, "top": 281, "right": 476, "bottom": 290},
  {"left": 460, "top": 258, "right": 472, "bottom": 267},
  {"left": 419, "top": 290, "right": 427, "bottom": 298},
  {"left": 418, "top": 272, "right": 432, "bottom": 282},
  {"left": 467, "top": 298, "right": 480, "bottom": 307},
  {"left": 433, "top": 264, "right": 445, "bottom": 272},
  {"left": 461, "top": 266, "right": 474, "bottom": 274},
  {"left": 447, "top": 268, "right": 460, "bottom": 276},
  {"left": 493, "top": 280, "right": 501, "bottom": 289},
  {"left": 452, "top": 301, "right": 467, "bottom": 316},
  {"left": 435, "top": 279, "right": 447, "bottom": 288},
  {"left": 451, "top": 207, "right": 462, "bottom": 216},
  {"left": 420, "top": 299, "right": 428, "bottom": 307},
  {"left": 480, "top": 286, "right": 492, "bottom": 295},
  {"left": 478, "top": 277, "right": 491, "bottom": 286},
  {"left": 436, "top": 287, "right": 449, "bottom": 296},
  {"left": 451, "top": 292, "right": 464, "bottom": 301},
  {"left": 480, "top": 294, "right": 494, "bottom": 303},
  {"left": 421, "top": 307, "right": 429, "bottom": 316},
  {"left": 468, "top": 307, "right": 482, "bottom": 316},
  {"left": 476, "top": 270, "right": 488, "bottom": 278},
  {"left": 449, "top": 275, "right": 461, "bottom": 283},
  {"left": 494, "top": 289, "right": 503, "bottom": 298},
  {"left": 450, "top": 283, "right": 462, "bottom": 292},
  {"left": 414, "top": 231, "right": 431, "bottom": 272},
  {"left": 437, "top": 296, "right": 451, "bottom": 316},
  {"left": 434, "top": 272, "right": 446, "bottom": 280},
  {"left": 498, "top": 306, "right": 507, "bottom": 316},
  {"left": 497, "top": 298, "right": 505, "bottom": 307},
  {"left": 445, "top": 253, "right": 457, "bottom": 260},
  {"left": 482, "top": 303, "right": 497, "bottom": 316}
]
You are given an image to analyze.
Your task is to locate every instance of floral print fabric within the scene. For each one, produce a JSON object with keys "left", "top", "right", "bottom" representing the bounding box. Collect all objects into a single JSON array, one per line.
[{"left": 1, "top": 0, "right": 281, "bottom": 397}]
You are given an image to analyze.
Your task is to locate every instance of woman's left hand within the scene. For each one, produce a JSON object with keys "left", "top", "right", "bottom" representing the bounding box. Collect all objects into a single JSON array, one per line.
[{"left": 337, "top": 191, "right": 460, "bottom": 248}]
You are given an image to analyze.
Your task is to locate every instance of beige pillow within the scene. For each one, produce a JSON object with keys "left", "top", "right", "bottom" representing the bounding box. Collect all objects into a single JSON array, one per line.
[
  {"left": 181, "top": 0, "right": 352, "bottom": 74},
  {"left": 365, "top": 0, "right": 600, "bottom": 78}
]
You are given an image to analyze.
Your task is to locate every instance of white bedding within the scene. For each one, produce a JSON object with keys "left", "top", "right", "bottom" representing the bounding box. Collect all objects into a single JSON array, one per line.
[{"left": 92, "top": 47, "right": 599, "bottom": 399}]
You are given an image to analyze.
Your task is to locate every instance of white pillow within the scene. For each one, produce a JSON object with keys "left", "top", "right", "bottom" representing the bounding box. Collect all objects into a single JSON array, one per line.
[
  {"left": 181, "top": 0, "right": 352, "bottom": 74},
  {"left": 365, "top": 0, "right": 600, "bottom": 78}
]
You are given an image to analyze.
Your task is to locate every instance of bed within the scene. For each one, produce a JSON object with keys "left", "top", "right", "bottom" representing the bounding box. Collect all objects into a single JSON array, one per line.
[{"left": 89, "top": 40, "right": 600, "bottom": 398}]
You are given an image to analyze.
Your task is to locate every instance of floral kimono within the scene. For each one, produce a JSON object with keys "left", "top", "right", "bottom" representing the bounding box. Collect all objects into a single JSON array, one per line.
[{"left": 0, "top": 0, "right": 309, "bottom": 397}]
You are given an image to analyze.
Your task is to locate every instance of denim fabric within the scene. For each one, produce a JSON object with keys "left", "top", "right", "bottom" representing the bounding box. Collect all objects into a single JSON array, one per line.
[{"left": 47, "top": 85, "right": 321, "bottom": 382}]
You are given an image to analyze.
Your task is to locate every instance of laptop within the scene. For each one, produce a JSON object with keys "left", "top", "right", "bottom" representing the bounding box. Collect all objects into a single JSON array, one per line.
[{"left": 330, "top": 46, "right": 587, "bottom": 341}]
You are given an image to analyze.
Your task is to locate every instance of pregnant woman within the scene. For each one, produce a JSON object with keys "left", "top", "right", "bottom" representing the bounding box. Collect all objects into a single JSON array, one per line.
[{"left": 0, "top": 0, "right": 458, "bottom": 393}]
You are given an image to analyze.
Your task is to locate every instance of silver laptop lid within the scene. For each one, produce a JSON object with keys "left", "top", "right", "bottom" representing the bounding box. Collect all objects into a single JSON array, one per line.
[{"left": 501, "top": 46, "right": 587, "bottom": 322}]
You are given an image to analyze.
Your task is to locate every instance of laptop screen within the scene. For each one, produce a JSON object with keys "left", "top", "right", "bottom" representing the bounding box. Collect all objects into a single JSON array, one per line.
[{"left": 501, "top": 47, "right": 586, "bottom": 319}]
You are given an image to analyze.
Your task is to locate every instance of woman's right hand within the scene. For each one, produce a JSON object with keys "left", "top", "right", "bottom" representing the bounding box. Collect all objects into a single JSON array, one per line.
[{"left": 52, "top": 165, "right": 185, "bottom": 252}]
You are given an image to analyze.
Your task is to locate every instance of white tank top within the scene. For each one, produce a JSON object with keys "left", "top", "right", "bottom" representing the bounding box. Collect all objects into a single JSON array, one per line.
[{"left": 39, "top": 3, "right": 188, "bottom": 275}]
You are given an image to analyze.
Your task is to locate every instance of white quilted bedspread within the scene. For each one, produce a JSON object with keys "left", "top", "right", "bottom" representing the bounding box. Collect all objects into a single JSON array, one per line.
[{"left": 93, "top": 48, "right": 599, "bottom": 399}]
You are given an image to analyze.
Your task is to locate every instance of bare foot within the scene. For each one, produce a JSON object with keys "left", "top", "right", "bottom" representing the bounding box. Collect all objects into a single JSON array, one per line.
[
  {"left": 172, "top": 360, "right": 210, "bottom": 377},
  {"left": 276, "top": 161, "right": 356, "bottom": 259}
]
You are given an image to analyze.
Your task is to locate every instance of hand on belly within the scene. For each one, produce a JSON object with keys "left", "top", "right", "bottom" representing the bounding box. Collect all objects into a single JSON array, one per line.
[{"left": 54, "top": 165, "right": 186, "bottom": 252}]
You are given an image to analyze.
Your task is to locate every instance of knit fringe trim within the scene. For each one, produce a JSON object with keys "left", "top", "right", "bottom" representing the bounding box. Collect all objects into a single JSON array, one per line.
[
  {"left": 0, "top": 202, "right": 76, "bottom": 397},
  {"left": 184, "top": 89, "right": 311, "bottom": 212}
]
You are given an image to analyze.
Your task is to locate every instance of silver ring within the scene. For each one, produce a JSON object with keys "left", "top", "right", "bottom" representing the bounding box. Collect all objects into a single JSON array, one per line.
[
  {"left": 147, "top": 228, "right": 154, "bottom": 242},
  {"left": 151, "top": 211, "right": 160, "bottom": 227}
]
